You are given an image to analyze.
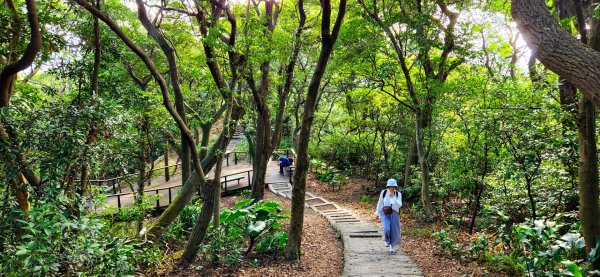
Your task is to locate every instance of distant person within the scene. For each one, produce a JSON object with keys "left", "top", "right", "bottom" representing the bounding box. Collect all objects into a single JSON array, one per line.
[
  {"left": 374, "top": 179, "right": 402, "bottom": 253},
  {"left": 278, "top": 156, "right": 291, "bottom": 174}
]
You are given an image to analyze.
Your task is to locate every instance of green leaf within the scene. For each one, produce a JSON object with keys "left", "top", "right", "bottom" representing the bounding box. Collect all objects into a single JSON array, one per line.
[
  {"left": 245, "top": 221, "right": 267, "bottom": 238},
  {"left": 233, "top": 199, "right": 253, "bottom": 209},
  {"left": 225, "top": 209, "right": 250, "bottom": 223},
  {"left": 561, "top": 261, "right": 582, "bottom": 277}
]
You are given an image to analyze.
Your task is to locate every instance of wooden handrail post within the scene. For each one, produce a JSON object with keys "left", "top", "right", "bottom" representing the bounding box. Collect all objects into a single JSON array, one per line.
[
  {"left": 117, "top": 195, "right": 121, "bottom": 209},
  {"left": 155, "top": 190, "right": 160, "bottom": 208},
  {"left": 168, "top": 187, "right": 172, "bottom": 204},
  {"left": 165, "top": 149, "right": 170, "bottom": 182}
]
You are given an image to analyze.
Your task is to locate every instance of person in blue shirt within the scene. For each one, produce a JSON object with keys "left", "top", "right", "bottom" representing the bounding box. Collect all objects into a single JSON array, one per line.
[{"left": 278, "top": 156, "right": 291, "bottom": 174}]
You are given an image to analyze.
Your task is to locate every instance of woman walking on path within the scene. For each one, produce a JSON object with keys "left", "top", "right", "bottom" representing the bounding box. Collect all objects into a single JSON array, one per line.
[{"left": 374, "top": 179, "right": 403, "bottom": 252}]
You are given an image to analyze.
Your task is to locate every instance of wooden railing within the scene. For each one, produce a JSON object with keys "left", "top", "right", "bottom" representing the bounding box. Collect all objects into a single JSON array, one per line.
[
  {"left": 81, "top": 163, "right": 182, "bottom": 194},
  {"left": 224, "top": 151, "right": 252, "bottom": 166},
  {"left": 105, "top": 169, "right": 253, "bottom": 209}
]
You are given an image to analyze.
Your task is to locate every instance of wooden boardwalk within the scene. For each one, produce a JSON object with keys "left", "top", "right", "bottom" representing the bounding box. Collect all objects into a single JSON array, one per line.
[
  {"left": 266, "top": 166, "right": 423, "bottom": 276},
  {"left": 103, "top": 161, "right": 254, "bottom": 209},
  {"left": 101, "top": 133, "right": 255, "bottom": 210}
]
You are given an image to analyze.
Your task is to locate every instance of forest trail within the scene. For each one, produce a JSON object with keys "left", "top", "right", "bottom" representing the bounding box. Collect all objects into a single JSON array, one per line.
[{"left": 267, "top": 168, "right": 424, "bottom": 276}]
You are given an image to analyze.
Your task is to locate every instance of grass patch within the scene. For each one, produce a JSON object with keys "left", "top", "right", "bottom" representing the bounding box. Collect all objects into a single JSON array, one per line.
[{"left": 403, "top": 225, "right": 434, "bottom": 237}]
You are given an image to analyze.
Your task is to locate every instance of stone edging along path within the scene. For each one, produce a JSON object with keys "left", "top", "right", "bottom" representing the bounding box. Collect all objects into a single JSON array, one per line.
[{"left": 267, "top": 182, "right": 424, "bottom": 277}]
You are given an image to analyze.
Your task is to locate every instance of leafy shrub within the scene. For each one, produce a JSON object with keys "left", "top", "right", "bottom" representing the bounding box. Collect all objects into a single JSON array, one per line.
[
  {"left": 360, "top": 195, "right": 375, "bottom": 204},
  {"left": 435, "top": 228, "right": 464, "bottom": 257},
  {"left": 112, "top": 193, "right": 161, "bottom": 222},
  {"left": 436, "top": 212, "right": 600, "bottom": 276},
  {"left": 311, "top": 159, "right": 349, "bottom": 191},
  {"left": 0, "top": 193, "right": 161, "bottom": 276},
  {"left": 202, "top": 199, "right": 288, "bottom": 266},
  {"left": 256, "top": 231, "right": 288, "bottom": 254},
  {"left": 163, "top": 200, "right": 203, "bottom": 240}
]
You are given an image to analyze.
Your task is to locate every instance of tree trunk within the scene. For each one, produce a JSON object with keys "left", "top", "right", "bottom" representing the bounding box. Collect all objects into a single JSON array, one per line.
[
  {"left": 285, "top": 0, "right": 346, "bottom": 260},
  {"left": 0, "top": 0, "right": 41, "bottom": 106},
  {"left": 180, "top": 177, "right": 215, "bottom": 264},
  {"left": 164, "top": 145, "right": 170, "bottom": 182},
  {"left": 200, "top": 124, "right": 211, "bottom": 160},
  {"left": 0, "top": 0, "right": 42, "bottom": 204},
  {"left": 577, "top": 96, "right": 600, "bottom": 269},
  {"left": 469, "top": 143, "right": 488, "bottom": 234},
  {"left": 403, "top": 139, "right": 418, "bottom": 188},
  {"left": 79, "top": 0, "right": 102, "bottom": 198},
  {"left": 525, "top": 177, "right": 537, "bottom": 220},
  {"left": 415, "top": 113, "right": 433, "bottom": 217},
  {"left": 250, "top": 112, "right": 272, "bottom": 200},
  {"left": 512, "top": 0, "right": 600, "bottom": 106},
  {"left": 137, "top": 115, "right": 149, "bottom": 232},
  {"left": 213, "top": 104, "right": 233, "bottom": 228},
  {"left": 134, "top": 0, "right": 191, "bottom": 186}
]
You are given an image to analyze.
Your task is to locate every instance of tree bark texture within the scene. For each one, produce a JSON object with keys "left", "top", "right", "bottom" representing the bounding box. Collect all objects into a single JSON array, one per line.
[
  {"left": 577, "top": 97, "right": 600, "bottom": 269},
  {"left": 249, "top": 0, "right": 278, "bottom": 201},
  {"left": 285, "top": 0, "right": 346, "bottom": 260},
  {"left": 136, "top": 115, "right": 150, "bottom": 231},
  {"left": 180, "top": 177, "right": 215, "bottom": 264},
  {"left": 512, "top": 0, "right": 600, "bottom": 107},
  {"left": 513, "top": 0, "right": 600, "bottom": 268},
  {"left": 403, "top": 136, "right": 418, "bottom": 188},
  {"left": 415, "top": 115, "right": 433, "bottom": 216},
  {"left": 0, "top": 0, "right": 41, "bottom": 107},
  {"left": 212, "top": 104, "right": 233, "bottom": 228}
]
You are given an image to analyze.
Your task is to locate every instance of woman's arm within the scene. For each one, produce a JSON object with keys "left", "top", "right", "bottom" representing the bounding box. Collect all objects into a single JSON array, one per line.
[
  {"left": 374, "top": 190, "right": 384, "bottom": 216},
  {"left": 397, "top": 192, "right": 402, "bottom": 207}
]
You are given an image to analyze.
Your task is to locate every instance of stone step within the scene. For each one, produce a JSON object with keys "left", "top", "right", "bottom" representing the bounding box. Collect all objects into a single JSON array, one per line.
[{"left": 266, "top": 171, "right": 423, "bottom": 277}]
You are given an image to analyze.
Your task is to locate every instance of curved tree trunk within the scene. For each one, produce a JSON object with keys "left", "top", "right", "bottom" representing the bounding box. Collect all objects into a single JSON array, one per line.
[
  {"left": 212, "top": 104, "right": 233, "bottom": 228},
  {"left": 285, "top": 0, "right": 346, "bottom": 260},
  {"left": 134, "top": 0, "right": 191, "bottom": 186},
  {"left": 73, "top": 0, "right": 207, "bottom": 239},
  {"left": 512, "top": 0, "right": 600, "bottom": 269},
  {"left": 79, "top": 0, "right": 102, "bottom": 198},
  {"left": 403, "top": 139, "right": 418, "bottom": 188},
  {"left": 179, "top": 176, "right": 215, "bottom": 264},
  {"left": 512, "top": 0, "right": 600, "bottom": 106},
  {"left": 0, "top": 0, "right": 42, "bottom": 212},
  {"left": 415, "top": 114, "right": 433, "bottom": 217}
]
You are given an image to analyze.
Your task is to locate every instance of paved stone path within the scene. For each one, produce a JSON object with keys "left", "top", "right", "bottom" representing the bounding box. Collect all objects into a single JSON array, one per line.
[{"left": 266, "top": 168, "right": 423, "bottom": 276}]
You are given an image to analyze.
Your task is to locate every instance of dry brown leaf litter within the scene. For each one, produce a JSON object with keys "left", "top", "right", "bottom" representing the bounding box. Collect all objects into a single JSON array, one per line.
[{"left": 155, "top": 174, "right": 512, "bottom": 276}]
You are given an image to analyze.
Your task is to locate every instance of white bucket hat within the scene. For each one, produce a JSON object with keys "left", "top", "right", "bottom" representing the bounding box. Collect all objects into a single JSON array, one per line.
[{"left": 386, "top": 179, "right": 398, "bottom": 187}]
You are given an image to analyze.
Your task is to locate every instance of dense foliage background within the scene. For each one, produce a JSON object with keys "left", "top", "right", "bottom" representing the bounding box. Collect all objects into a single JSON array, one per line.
[{"left": 1, "top": 0, "right": 599, "bottom": 275}]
